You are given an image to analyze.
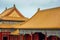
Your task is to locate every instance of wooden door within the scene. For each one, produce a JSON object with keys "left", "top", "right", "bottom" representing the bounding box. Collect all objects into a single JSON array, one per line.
[
  {"left": 3, "top": 36, "right": 8, "bottom": 40},
  {"left": 33, "top": 32, "right": 45, "bottom": 40}
]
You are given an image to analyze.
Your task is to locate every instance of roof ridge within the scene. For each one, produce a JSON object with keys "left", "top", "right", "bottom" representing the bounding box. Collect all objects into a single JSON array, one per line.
[
  {"left": 0, "top": 7, "right": 14, "bottom": 17},
  {"left": 41, "top": 7, "right": 60, "bottom": 11},
  {"left": 3, "top": 7, "right": 14, "bottom": 17},
  {"left": 14, "top": 7, "right": 25, "bottom": 18}
]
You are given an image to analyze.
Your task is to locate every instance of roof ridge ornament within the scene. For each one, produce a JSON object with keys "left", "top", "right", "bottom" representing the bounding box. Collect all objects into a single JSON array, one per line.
[
  {"left": 37, "top": 8, "right": 40, "bottom": 12},
  {"left": 5, "top": 7, "right": 7, "bottom": 10},
  {"left": 13, "top": 4, "right": 16, "bottom": 8}
]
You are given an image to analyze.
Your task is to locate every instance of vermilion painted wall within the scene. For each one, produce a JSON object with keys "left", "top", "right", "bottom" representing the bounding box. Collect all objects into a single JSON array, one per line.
[
  {"left": 9, "top": 35, "right": 20, "bottom": 40},
  {"left": 1, "top": 32, "right": 10, "bottom": 40},
  {"left": 0, "top": 32, "right": 2, "bottom": 40}
]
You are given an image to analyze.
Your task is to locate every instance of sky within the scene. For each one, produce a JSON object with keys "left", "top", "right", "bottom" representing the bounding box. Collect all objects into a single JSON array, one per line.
[{"left": 0, "top": 0, "right": 60, "bottom": 18}]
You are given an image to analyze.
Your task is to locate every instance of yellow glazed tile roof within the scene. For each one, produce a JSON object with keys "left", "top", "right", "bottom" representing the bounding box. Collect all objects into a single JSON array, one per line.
[
  {"left": 0, "top": 6, "right": 28, "bottom": 21},
  {"left": 14, "top": 7, "right": 60, "bottom": 29},
  {"left": 0, "top": 7, "right": 13, "bottom": 18},
  {"left": 1, "top": 16, "right": 28, "bottom": 21},
  {"left": 0, "top": 7, "right": 60, "bottom": 29},
  {"left": 0, "top": 6, "right": 28, "bottom": 28},
  {"left": 0, "top": 24, "right": 13, "bottom": 28}
]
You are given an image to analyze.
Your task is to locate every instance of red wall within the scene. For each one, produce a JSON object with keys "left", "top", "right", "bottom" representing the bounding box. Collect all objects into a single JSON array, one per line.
[
  {"left": 0, "top": 32, "right": 2, "bottom": 40},
  {"left": 0, "top": 32, "right": 10, "bottom": 40},
  {"left": 20, "top": 34, "right": 24, "bottom": 40},
  {"left": 0, "top": 32, "right": 21, "bottom": 40},
  {"left": 9, "top": 35, "right": 20, "bottom": 40},
  {"left": 1, "top": 32, "right": 10, "bottom": 40}
]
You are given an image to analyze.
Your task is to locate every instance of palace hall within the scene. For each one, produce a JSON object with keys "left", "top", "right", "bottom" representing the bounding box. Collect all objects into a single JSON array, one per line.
[{"left": 0, "top": 5, "right": 60, "bottom": 40}]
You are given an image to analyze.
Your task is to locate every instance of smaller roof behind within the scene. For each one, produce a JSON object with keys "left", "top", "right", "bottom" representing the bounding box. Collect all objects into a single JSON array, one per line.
[
  {"left": 0, "top": 4, "right": 28, "bottom": 21},
  {"left": 0, "top": 5, "right": 28, "bottom": 28}
]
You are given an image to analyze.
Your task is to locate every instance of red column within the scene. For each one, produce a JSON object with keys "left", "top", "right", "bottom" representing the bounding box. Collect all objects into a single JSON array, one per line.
[
  {"left": 18, "top": 35, "right": 20, "bottom": 40},
  {"left": 33, "top": 34, "right": 39, "bottom": 40},
  {"left": 31, "top": 32, "right": 33, "bottom": 40},
  {"left": 20, "top": 34, "right": 24, "bottom": 40},
  {"left": 7, "top": 32, "right": 10, "bottom": 40},
  {"left": 0, "top": 32, "right": 2, "bottom": 40},
  {"left": 45, "top": 32, "right": 47, "bottom": 40}
]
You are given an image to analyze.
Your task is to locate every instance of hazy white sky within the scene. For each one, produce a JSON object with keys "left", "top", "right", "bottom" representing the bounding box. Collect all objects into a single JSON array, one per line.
[{"left": 0, "top": 0, "right": 60, "bottom": 18}]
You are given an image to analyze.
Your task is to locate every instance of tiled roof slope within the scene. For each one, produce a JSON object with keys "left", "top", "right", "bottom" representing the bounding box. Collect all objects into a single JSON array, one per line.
[{"left": 15, "top": 7, "right": 60, "bottom": 29}]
